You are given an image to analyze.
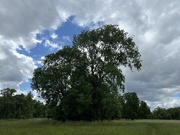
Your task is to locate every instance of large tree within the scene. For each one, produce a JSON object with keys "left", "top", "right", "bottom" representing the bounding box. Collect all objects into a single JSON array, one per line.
[{"left": 31, "top": 25, "right": 142, "bottom": 120}]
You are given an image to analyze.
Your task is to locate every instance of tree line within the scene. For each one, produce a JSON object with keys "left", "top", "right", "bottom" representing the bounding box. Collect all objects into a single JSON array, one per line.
[
  {"left": 121, "top": 92, "right": 151, "bottom": 120},
  {"left": 0, "top": 88, "right": 151, "bottom": 120},
  {"left": 121, "top": 92, "right": 180, "bottom": 120},
  {"left": 151, "top": 106, "right": 180, "bottom": 120},
  {"left": 0, "top": 88, "right": 179, "bottom": 120},
  {"left": 0, "top": 88, "right": 46, "bottom": 119}
]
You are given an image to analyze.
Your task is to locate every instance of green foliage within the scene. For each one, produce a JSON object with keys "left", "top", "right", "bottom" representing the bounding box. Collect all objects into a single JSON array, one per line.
[
  {"left": 152, "top": 107, "right": 180, "bottom": 120},
  {"left": 33, "top": 101, "right": 47, "bottom": 118},
  {"left": 167, "top": 107, "right": 180, "bottom": 120},
  {"left": 1, "top": 88, "right": 16, "bottom": 97},
  {"left": 0, "top": 88, "right": 46, "bottom": 119},
  {"left": 121, "top": 92, "right": 152, "bottom": 120},
  {"left": 138, "top": 101, "right": 151, "bottom": 119},
  {"left": 121, "top": 92, "right": 140, "bottom": 120},
  {"left": 152, "top": 107, "right": 170, "bottom": 119},
  {"left": 31, "top": 24, "right": 142, "bottom": 121}
]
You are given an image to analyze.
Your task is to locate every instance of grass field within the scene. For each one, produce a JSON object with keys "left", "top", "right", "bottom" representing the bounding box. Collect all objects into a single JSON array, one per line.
[{"left": 0, "top": 119, "right": 180, "bottom": 135}]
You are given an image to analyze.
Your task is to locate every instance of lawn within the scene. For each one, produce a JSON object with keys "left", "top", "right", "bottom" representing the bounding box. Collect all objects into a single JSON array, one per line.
[{"left": 0, "top": 119, "right": 180, "bottom": 135}]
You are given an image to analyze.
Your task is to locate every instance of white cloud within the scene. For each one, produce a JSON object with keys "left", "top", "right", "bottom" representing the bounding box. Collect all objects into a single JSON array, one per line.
[
  {"left": 0, "top": 0, "right": 68, "bottom": 50},
  {"left": 51, "top": 33, "right": 58, "bottom": 39},
  {"left": 62, "top": 35, "right": 71, "bottom": 42},
  {"left": 0, "top": 0, "right": 69, "bottom": 91},
  {"left": 44, "top": 39, "right": 62, "bottom": 51},
  {"left": 0, "top": 37, "right": 36, "bottom": 90},
  {"left": 120, "top": 0, "right": 180, "bottom": 109},
  {"left": 0, "top": 0, "right": 67, "bottom": 91}
]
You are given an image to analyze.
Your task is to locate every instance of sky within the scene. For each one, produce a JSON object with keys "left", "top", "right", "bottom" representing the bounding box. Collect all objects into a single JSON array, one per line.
[{"left": 0, "top": 0, "right": 180, "bottom": 110}]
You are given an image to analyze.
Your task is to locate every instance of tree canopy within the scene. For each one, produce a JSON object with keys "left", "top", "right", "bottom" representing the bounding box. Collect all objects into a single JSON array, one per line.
[
  {"left": 121, "top": 92, "right": 140, "bottom": 120},
  {"left": 0, "top": 88, "right": 46, "bottom": 119},
  {"left": 31, "top": 24, "right": 142, "bottom": 120},
  {"left": 121, "top": 92, "right": 151, "bottom": 120}
]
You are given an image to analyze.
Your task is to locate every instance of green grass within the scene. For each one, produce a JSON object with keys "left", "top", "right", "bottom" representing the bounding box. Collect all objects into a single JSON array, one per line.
[{"left": 0, "top": 119, "right": 180, "bottom": 135}]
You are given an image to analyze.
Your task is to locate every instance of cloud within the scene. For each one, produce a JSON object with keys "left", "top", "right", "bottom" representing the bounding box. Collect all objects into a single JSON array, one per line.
[
  {"left": 44, "top": 39, "right": 62, "bottom": 51},
  {"left": 51, "top": 33, "right": 58, "bottom": 39},
  {"left": 0, "top": 0, "right": 67, "bottom": 50},
  {"left": 0, "top": 0, "right": 67, "bottom": 91},
  {"left": 62, "top": 35, "right": 71, "bottom": 42},
  {"left": 121, "top": 0, "right": 180, "bottom": 109},
  {"left": 0, "top": 37, "right": 36, "bottom": 89}
]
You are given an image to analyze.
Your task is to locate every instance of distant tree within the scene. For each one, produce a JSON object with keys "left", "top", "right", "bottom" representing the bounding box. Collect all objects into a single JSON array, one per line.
[
  {"left": 152, "top": 107, "right": 171, "bottom": 119},
  {"left": 122, "top": 92, "right": 140, "bottom": 120},
  {"left": 100, "top": 92, "right": 122, "bottom": 120},
  {"left": 25, "top": 92, "right": 34, "bottom": 118},
  {"left": 0, "top": 88, "right": 16, "bottom": 119},
  {"left": 151, "top": 106, "right": 180, "bottom": 120},
  {"left": 15, "top": 94, "right": 27, "bottom": 119},
  {"left": 31, "top": 25, "right": 142, "bottom": 120},
  {"left": 1, "top": 88, "right": 16, "bottom": 97},
  {"left": 138, "top": 101, "right": 151, "bottom": 119},
  {"left": 33, "top": 100, "right": 47, "bottom": 118},
  {"left": 167, "top": 107, "right": 180, "bottom": 120},
  {"left": 0, "top": 88, "right": 44, "bottom": 119}
]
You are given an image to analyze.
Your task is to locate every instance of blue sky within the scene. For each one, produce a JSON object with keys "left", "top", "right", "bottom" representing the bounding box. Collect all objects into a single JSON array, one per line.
[
  {"left": 17, "top": 17, "right": 85, "bottom": 58},
  {"left": 18, "top": 17, "right": 87, "bottom": 92},
  {"left": 0, "top": 0, "right": 180, "bottom": 110}
]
